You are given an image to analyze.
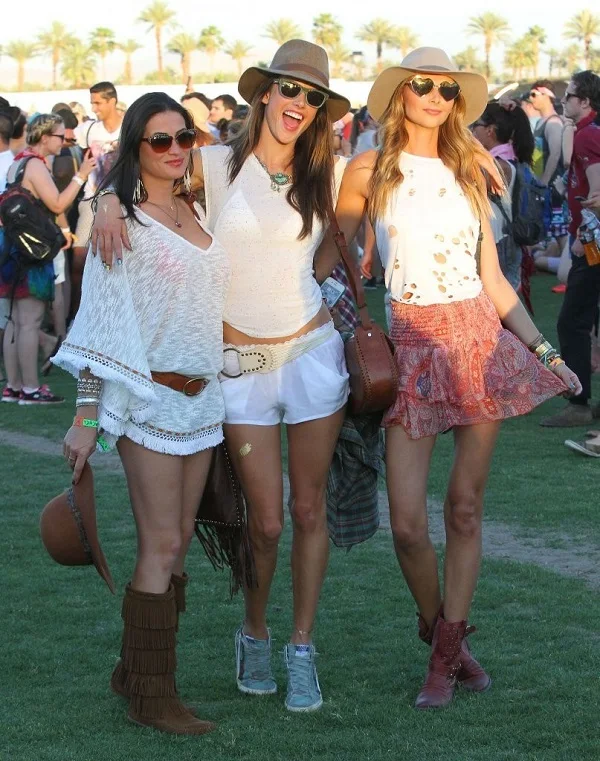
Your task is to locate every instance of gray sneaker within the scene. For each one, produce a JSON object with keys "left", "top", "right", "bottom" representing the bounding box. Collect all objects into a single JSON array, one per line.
[
  {"left": 284, "top": 643, "right": 323, "bottom": 712},
  {"left": 235, "top": 627, "right": 277, "bottom": 695}
]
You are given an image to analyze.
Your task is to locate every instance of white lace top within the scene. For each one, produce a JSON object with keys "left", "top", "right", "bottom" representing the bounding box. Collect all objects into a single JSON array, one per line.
[
  {"left": 375, "top": 152, "right": 482, "bottom": 307},
  {"left": 201, "top": 145, "right": 347, "bottom": 338},
  {"left": 53, "top": 205, "right": 229, "bottom": 455}
]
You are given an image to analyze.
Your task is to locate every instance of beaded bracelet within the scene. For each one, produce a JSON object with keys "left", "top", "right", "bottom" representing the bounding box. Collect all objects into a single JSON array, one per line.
[
  {"left": 73, "top": 416, "right": 99, "bottom": 428},
  {"left": 77, "top": 377, "right": 102, "bottom": 391}
]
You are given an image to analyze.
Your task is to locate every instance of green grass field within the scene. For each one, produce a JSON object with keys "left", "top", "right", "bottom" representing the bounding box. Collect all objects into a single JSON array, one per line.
[{"left": 1, "top": 272, "right": 599, "bottom": 760}]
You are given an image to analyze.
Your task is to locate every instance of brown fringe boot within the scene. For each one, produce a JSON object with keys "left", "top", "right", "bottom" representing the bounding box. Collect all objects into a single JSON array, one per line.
[
  {"left": 111, "top": 573, "right": 189, "bottom": 698},
  {"left": 417, "top": 608, "right": 491, "bottom": 693},
  {"left": 119, "top": 583, "right": 215, "bottom": 735},
  {"left": 415, "top": 613, "right": 466, "bottom": 709}
]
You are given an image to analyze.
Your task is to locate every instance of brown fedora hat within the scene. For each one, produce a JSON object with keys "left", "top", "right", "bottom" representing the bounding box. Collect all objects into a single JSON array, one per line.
[
  {"left": 368, "top": 47, "right": 489, "bottom": 127},
  {"left": 40, "top": 462, "right": 115, "bottom": 594},
  {"left": 238, "top": 39, "right": 350, "bottom": 122}
]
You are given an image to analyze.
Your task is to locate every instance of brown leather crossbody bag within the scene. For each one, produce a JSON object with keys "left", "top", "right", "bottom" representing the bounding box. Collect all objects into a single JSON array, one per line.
[{"left": 328, "top": 211, "right": 399, "bottom": 415}]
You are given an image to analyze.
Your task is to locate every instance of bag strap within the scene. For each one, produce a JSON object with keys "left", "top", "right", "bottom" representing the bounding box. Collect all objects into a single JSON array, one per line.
[{"left": 327, "top": 209, "right": 372, "bottom": 329}]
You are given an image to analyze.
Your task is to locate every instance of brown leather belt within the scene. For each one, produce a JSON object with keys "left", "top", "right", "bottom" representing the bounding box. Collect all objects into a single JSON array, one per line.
[{"left": 151, "top": 371, "right": 208, "bottom": 397}]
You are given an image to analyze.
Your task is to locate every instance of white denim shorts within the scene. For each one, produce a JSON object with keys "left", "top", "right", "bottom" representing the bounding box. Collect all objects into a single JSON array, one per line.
[{"left": 220, "top": 327, "right": 349, "bottom": 426}]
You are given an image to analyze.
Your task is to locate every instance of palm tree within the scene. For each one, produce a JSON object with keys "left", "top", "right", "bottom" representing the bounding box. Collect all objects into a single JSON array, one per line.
[
  {"left": 326, "top": 41, "right": 351, "bottom": 79},
  {"left": 454, "top": 46, "right": 483, "bottom": 72},
  {"left": 118, "top": 39, "right": 141, "bottom": 85},
  {"left": 61, "top": 40, "right": 97, "bottom": 89},
  {"left": 138, "top": 1, "right": 178, "bottom": 84},
  {"left": 393, "top": 27, "right": 419, "bottom": 58},
  {"left": 563, "top": 43, "right": 581, "bottom": 74},
  {"left": 225, "top": 41, "right": 253, "bottom": 77},
  {"left": 505, "top": 38, "right": 535, "bottom": 80},
  {"left": 545, "top": 47, "right": 560, "bottom": 77},
  {"left": 6, "top": 40, "right": 38, "bottom": 91},
  {"left": 525, "top": 25, "right": 546, "bottom": 78},
  {"left": 90, "top": 27, "right": 116, "bottom": 79},
  {"left": 167, "top": 33, "right": 197, "bottom": 83},
  {"left": 467, "top": 12, "right": 510, "bottom": 79},
  {"left": 357, "top": 19, "right": 398, "bottom": 69},
  {"left": 37, "top": 22, "right": 74, "bottom": 89},
  {"left": 263, "top": 18, "right": 303, "bottom": 46},
  {"left": 564, "top": 10, "right": 600, "bottom": 69},
  {"left": 312, "top": 13, "right": 342, "bottom": 50},
  {"left": 198, "top": 26, "right": 224, "bottom": 79}
]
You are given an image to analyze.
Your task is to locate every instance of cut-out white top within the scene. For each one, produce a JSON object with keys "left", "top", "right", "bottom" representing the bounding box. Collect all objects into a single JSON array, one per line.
[
  {"left": 201, "top": 145, "right": 347, "bottom": 338},
  {"left": 375, "top": 152, "right": 482, "bottom": 307},
  {"left": 53, "top": 204, "right": 228, "bottom": 455}
]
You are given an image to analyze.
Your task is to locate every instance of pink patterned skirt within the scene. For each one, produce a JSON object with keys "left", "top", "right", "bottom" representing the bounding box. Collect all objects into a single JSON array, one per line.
[{"left": 383, "top": 291, "right": 566, "bottom": 439}]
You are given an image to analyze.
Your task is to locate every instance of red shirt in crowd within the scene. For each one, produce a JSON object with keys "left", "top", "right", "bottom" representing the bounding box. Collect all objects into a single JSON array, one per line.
[{"left": 568, "top": 111, "right": 600, "bottom": 236}]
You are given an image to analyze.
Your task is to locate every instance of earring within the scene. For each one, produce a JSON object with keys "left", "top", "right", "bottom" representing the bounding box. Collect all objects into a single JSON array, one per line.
[
  {"left": 183, "top": 168, "right": 192, "bottom": 194},
  {"left": 133, "top": 177, "right": 145, "bottom": 204}
]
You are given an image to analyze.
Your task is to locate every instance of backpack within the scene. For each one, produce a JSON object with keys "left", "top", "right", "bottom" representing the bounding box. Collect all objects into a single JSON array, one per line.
[
  {"left": 492, "top": 161, "right": 549, "bottom": 247},
  {"left": 0, "top": 156, "right": 65, "bottom": 267}
]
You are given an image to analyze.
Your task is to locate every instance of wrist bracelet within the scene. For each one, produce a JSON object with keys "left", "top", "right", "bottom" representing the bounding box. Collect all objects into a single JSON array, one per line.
[
  {"left": 76, "top": 397, "right": 100, "bottom": 407},
  {"left": 527, "top": 333, "right": 545, "bottom": 352},
  {"left": 61, "top": 227, "right": 71, "bottom": 235},
  {"left": 73, "top": 416, "right": 98, "bottom": 428},
  {"left": 91, "top": 187, "right": 116, "bottom": 214},
  {"left": 72, "top": 175, "right": 85, "bottom": 187}
]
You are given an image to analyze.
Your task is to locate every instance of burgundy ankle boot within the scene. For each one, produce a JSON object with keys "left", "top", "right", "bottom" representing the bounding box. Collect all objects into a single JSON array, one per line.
[{"left": 415, "top": 614, "right": 466, "bottom": 709}]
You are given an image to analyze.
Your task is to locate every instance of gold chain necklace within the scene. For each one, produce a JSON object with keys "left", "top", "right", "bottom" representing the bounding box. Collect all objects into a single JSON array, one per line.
[{"left": 144, "top": 198, "right": 182, "bottom": 228}]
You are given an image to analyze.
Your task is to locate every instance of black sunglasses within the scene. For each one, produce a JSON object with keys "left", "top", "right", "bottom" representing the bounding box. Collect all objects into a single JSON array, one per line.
[
  {"left": 141, "top": 128, "right": 197, "bottom": 153},
  {"left": 50, "top": 133, "right": 66, "bottom": 142},
  {"left": 407, "top": 75, "right": 461, "bottom": 102},
  {"left": 273, "top": 79, "right": 329, "bottom": 109}
]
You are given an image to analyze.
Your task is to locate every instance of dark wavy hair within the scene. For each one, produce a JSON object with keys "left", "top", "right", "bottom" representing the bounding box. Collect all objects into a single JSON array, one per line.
[
  {"left": 479, "top": 102, "right": 534, "bottom": 165},
  {"left": 227, "top": 78, "right": 334, "bottom": 240},
  {"left": 95, "top": 92, "right": 194, "bottom": 225}
]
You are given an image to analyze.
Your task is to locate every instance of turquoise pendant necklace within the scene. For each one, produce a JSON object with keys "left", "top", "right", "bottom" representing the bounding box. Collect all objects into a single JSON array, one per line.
[{"left": 254, "top": 154, "right": 292, "bottom": 192}]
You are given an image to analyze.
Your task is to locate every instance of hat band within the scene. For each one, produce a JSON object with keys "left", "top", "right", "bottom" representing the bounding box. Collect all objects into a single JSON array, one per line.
[
  {"left": 275, "top": 62, "right": 329, "bottom": 88},
  {"left": 412, "top": 65, "right": 452, "bottom": 72},
  {"left": 67, "top": 488, "right": 93, "bottom": 562}
]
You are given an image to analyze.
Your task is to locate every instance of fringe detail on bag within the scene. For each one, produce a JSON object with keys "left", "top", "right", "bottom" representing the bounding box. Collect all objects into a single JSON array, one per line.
[
  {"left": 171, "top": 573, "right": 188, "bottom": 614},
  {"left": 194, "top": 522, "right": 257, "bottom": 596},
  {"left": 128, "top": 694, "right": 189, "bottom": 720},
  {"left": 122, "top": 624, "right": 177, "bottom": 650},
  {"left": 122, "top": 647, "right": 176, "bottom": 675},
  {"left": 123, "top": 671, "right": 177, "bottom": 698},
  {"left": 121, "top": 585, "right": 177, "bottom": 629}
]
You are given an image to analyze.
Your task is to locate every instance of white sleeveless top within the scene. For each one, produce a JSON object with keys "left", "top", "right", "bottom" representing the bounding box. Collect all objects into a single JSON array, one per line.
[
  {"left": 375, "top": 152, "right": 482, "bottom": 307},
  {"left": 201, "top": 145, "right": 347, "bottom": 338}
]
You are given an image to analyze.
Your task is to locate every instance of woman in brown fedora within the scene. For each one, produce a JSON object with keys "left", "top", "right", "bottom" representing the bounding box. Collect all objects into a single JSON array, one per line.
[
  {"left": 89, "top": 40, "right": 351, "bottom": 713},
  {"left": 316, "top": 47, "right": 580, "bottom": 709},
  {"left": 53, "top": 92, "right": 228, "bottom": 735}
]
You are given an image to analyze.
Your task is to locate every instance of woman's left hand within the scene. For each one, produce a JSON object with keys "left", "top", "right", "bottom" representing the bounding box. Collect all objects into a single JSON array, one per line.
[
  {"left": 61, "top": 230, "right": 73, "bottom": 250},
  {"left": 553, "top": 362, "right": 582, "bottom": 398}
]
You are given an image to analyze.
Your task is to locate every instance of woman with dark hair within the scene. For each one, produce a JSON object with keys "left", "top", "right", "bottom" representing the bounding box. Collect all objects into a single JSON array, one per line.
[
  {"left": 53, "top": 92, "right": 228, "bottom": 735},
  {"left": 472, "top": 101, "right": 534, "bottom": 289},
  {"left": 91, "top": 40, "right": 351, "bottom": 714},
  {"left": 316, "top": 48, "right": 580, "bottom": 709}
]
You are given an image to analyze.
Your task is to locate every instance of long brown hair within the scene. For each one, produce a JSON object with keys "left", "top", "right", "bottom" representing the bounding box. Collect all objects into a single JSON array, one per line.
[
  {"left": 227, "top": 78, "right": 334, "bottom": 240},
  {"left": 369, "top": 80, "right": 491, "bottom": 222}
]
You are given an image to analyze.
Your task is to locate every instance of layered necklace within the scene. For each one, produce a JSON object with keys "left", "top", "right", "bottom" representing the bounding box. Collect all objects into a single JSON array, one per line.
[
  {"left": 144, "top": 197, "right": 182, "bottom": 228},
  {"left": 254, "top": 154, "right": 292, "bottom": 192}
]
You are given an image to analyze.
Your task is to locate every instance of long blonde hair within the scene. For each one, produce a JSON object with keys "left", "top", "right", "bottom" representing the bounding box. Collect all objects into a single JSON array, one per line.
[{"left": 369, "top": 80, "right": 491, "bottom": 222}]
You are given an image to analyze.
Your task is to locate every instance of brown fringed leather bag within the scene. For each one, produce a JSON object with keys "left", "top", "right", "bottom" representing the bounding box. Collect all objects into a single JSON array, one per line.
[
  {"left": 328, "top": 211, "right": 399, "bottom": 415},
  {"left": 194, "top": 443, "right": 256, "bottom": 596}
]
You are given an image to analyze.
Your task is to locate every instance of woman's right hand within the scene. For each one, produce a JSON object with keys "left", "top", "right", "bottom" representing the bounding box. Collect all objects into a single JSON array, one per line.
[
  {"left": 64, "top": 425, "right": 98, "bottom": 484},
  {"left": 90, "top": 193, "right": 131, "bottom": 267},
  {"left": 78, "top": 151, "right": 97, "bottom": 180}
]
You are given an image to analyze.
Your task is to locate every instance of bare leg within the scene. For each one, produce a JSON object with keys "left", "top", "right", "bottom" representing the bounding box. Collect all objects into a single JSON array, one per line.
[
  {"left": 224, "top": 423, "right": 283, "bottom": 640},
  {"left": 51, "top": 283, "right": 67, "bottom": 339},
  {"left": 14, "top": 298, "right": 45, "bottom": 389},
  {"left": 443, "top": 422, "right": 501, "bottom": 622},
  {"left": 286, "top": 407, "right": 345, "bottom": 644},
  {"left": 385, "top": 425, "right": 440, "bottom": 627},
  {"left": 69, "top": 246, "right": 86, "bottom": 322}
]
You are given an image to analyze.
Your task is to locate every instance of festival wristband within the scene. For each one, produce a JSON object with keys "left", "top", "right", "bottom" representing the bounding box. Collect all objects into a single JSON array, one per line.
[
  {"left": 73, "top": 416, "right": 99, "bottom": 428},
  {"left": 97, "top": 435, "right": 111, "bottom": 452},
  {"left": 72, "top": 175, "right": 85, "bottom": 187}
]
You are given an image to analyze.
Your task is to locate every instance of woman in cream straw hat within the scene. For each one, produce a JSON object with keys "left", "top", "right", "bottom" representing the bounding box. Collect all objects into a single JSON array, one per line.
[
  {"left": 90, "top": 40, "right": 352, "bottom": 713},
  {"left": 316, "top": 47, "right": 581, "bottom": 709}
]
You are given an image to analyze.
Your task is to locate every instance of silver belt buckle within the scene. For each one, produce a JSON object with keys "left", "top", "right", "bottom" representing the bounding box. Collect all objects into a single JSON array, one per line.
[{"left": 221, "top": 347, "right": 243, "bottom": 379}]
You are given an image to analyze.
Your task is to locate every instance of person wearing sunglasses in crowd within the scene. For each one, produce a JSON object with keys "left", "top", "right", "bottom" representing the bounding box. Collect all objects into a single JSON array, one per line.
[
  {"left": 53, "top": 92, "right": 228, "bottom": 736},
  {"left": 316, "top": 48, "right": 581, "bottom": 710},
  {"left": 1, "top": 113, "right": 96, "bottom": 406},
  {"left": 90, "top": 40, "right": 351, "bottom": 714}
]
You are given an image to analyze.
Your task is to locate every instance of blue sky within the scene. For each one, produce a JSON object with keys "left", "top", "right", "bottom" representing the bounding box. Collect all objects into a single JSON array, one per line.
[{"left": 0, "top": 0, "right": 596, "bottom": 86}]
